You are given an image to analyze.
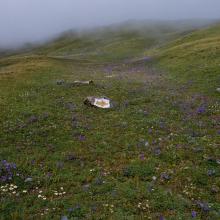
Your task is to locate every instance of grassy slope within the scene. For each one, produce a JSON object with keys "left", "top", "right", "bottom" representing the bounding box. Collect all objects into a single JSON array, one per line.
[
  {"left": 153, "top": 23, "right": 220, "bottom": 94},
  {"left": 36, "top": 21, "right": 205, "bottom": 62},
  {"left": 0, "top": 22, "right": 219, "bottom": 219}
]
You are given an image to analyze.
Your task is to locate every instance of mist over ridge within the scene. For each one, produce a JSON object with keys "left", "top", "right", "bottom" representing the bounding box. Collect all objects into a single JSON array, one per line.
[{"left": 0, "top": 0, "right": 220, "bottom": 48}]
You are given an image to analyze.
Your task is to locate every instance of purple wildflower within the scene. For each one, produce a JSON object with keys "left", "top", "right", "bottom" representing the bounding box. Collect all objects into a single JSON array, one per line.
[
  {"left": 197, "top": 106, "right": 206, "bottom": 114},
  {"left": 159, "top": 215, "right": 165, "bottom": 220},
  {"left": 1, "top": 176, "right": 7, "bottom": 182},
  {"left": 0, "top": 160, "right": 17, "bottom": 183},
  {"left": 78, "top": 134, "right": 86, "bottom": 141},
  {"left": 191, "top": 211, "right": 197, "bottom": 218},
  {"left": 139, "top": 153, "right": 145, "bottom": 161}
]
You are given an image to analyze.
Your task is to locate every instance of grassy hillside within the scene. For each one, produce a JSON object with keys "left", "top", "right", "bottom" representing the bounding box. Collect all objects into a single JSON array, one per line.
[
  {"left": 36, "top": 21, "right": 212, "bottom": 62},
  {"left": 0, "top": 22, "right": 219, "bottom": 219},
  {"left": 153, "top": 23, "right": 220, "bottom": 94}
]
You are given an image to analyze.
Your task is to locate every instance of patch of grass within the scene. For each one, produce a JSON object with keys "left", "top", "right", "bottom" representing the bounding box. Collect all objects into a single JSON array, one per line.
[{"left": 153, "top": 23, "right": 220, "bottom": 94}]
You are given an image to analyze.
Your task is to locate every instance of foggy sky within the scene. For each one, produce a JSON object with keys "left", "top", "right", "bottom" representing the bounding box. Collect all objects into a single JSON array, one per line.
[{"left": 0, "top": 0, "right": 220, "bottom": 48}]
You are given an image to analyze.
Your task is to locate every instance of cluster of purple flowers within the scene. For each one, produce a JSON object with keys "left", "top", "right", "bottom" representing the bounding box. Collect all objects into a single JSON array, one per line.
[
  {"left": 0, "top": 160, "right": 17, "bottom": 182},
  {"left": 197, "top": 105, "right": 206, "bottom": 114}
]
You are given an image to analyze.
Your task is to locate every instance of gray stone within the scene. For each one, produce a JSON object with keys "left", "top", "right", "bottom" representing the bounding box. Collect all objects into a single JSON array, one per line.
[
  {"left": 56, "top": 80, "right": 65, "bottom": 85},
  {"left": 25, "top": 177, "right": 33, "bottom": 182},
  {"left": 27, "top": 116, "right": 38, "bottom": 124},
  {"left": 65, "top": 102, "right": 75, "bottom": 111},
  {"left": 73, "top": 80, "right": 94, "bottom": 86}
]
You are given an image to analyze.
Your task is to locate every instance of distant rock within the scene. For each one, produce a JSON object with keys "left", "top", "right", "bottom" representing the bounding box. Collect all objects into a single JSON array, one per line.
[
  {"left": 66, "top": 154, "right": 78, "bottom": 161},
  {"left": 25, "top": 177, "right": 33, "bottom": 182},
  {"left": 153, "top": 147, "right": 161, "bottom": 156},
  {"left": 73, "top": 80, "right": 94, "bottom": 86},
  {"left": 211, "top": 186, "right": 219, "bottom": 194},
  {"left": 207, "top": 169, "right": 216, "bottom": 176},
  {"left": 161, "top": 173, "right": 171, "bottom": 180}
]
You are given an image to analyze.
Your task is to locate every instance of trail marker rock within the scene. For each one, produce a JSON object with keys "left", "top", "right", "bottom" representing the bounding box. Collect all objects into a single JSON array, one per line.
[
  {"left": 84, "top": 97, "right": 111, "bottom": 109},
  {"left": 105, "top": 75, "right": 115, "bottom": 78},
  {"left": 73, "top": 80, "right": 94, "bottom": 86}
]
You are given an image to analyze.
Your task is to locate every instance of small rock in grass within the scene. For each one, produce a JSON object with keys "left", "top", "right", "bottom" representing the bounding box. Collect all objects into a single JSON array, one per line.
[
  {"left": 196, "top": 201, "right": 211, "bottom": 212},
  {"left": 82, "top": 184, "right": 90, "bottom": 191},
  {"left": 25, "top": 177, "right": 33, "bottom": 182},
  {"left": 57, "top": 80, "right": 65, "bottom": 85},
  {"left": 152, "top": 176, "right": 157, "bottom": 181},
  {"left": 193, "top": 146, "right": 203, "bottom": 153},
  {"left": 56, "top": 161, "right": 64, "bottom": 169},
  {"left": 47, "top": 144, "right": 55, "bottom": 153},
  {"left": 94, "top": 177, "right": 104, "bottom": 185},
  {"left": 137, "top": 139, "right": 149, "bottom": 148},
  {"left": 147, "top": 184, "right": 154, "bottom": 192},
  {"left": 73, "top": 80, "right": 94, "bottom": 86},
  {"left": 154, "top": 147, "right": 161, "bottom": 156},
  {"left": 216, "top": 88, "right": 220, "bottom": 93},
  {"left": 65, "top": 102, "right": 75, "bottom": 111},
  {"left": 123, "top": 100, "right": 129, "bottom": 108},
  {"left": 71, "top": 116, "right": 78, "bottom": 128},
  {"left": 207, "top": 169, "right": 216, "bottom": 176},
  {"left": 144, "top": 141, "right": 149, "bottom": 147},
  {"left": 66, "top": 154, "right": 78, "bottom": 161},
  {"left": 27, "top": 115, "right": 38, "bottom": 124},
  {"left": 211, "top": 186, "right": 219, "bottom": 194},
  {"left": 161, "top": 173, "right": 171, "bottom": 181},
  {"left": 84, "top": 97, "right": 112, "bottom": 109},
  {"left": 205, "top": 156, "right": 216, "bottom": 162}
]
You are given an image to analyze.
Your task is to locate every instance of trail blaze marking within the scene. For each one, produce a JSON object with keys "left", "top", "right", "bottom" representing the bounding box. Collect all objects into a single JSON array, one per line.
[{"left": 94, "top": 98, "right": 110, "bottom": 108}]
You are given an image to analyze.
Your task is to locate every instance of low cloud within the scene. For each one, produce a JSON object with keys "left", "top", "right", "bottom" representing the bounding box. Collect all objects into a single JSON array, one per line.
[{"left": 0, "top": 0, "right": 220, "bottom": 48}]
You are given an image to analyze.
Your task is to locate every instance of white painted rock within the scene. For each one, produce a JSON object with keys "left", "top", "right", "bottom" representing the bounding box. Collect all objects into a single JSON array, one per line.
[
  {"left": 73, "top": 80, "right": 93, "bottom": 85},
  {"left": 84, "top": 97, "right": 112, "bottom": 109}
]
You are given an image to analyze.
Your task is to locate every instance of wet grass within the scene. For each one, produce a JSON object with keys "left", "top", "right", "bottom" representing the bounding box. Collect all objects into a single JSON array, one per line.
[{"left": 0, "top": 23, "right": 220, "bottom": 219}]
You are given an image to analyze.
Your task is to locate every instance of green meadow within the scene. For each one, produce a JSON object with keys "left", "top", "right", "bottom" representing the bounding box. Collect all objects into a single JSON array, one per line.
[{"left": 0, "top": 21, "right": 219, "bottom": 219}]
